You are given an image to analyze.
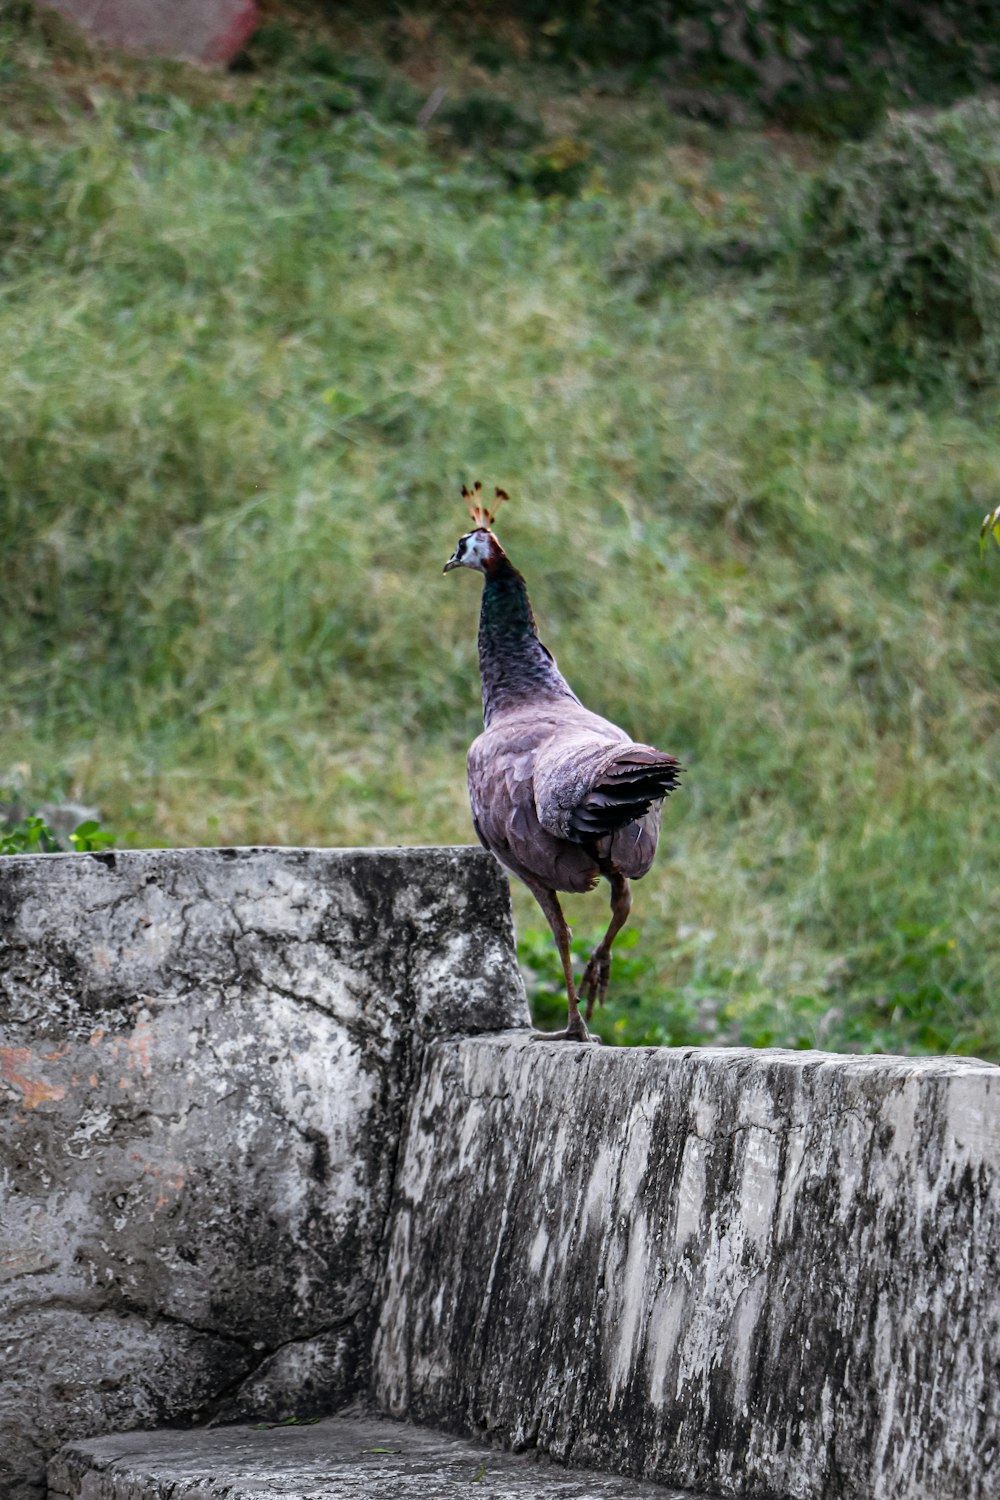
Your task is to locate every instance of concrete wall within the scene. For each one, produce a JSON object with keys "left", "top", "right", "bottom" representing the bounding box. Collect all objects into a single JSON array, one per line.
[
  {"left": 4, "top": 847, "right": 998, "bottom": 1500},
  {"left": 374, "top": 1035, "right": 1000, "bottom": 1500},
  {"left": 0, "top": 847, "right": 527, "bottom": 1500}
]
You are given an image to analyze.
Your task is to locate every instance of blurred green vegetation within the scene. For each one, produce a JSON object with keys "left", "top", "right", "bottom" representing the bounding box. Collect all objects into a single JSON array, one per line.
[
  {"left": 311, "top": 0, "right": 1000, "bottom": 137},
  {"left": 983, "top": 504, "right": 1000, "bottom": 554},
  {"left": 0, "top": 7, "right": 998, "bottom": 1057},
  {"left": 802, "top": 99, "right": 1000, "bottom": 391}
]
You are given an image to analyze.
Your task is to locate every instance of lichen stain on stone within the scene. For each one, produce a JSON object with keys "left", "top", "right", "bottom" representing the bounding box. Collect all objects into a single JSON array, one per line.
[
  {"left": 644, "top": 1278, "right": 689, "bottom": 1407},
  {"left": 607, "top": 1208, "right": 650, "bottom": 1405},
  {"left": 737, "top": 1126, "right": 781, "bottom": 1246},
  {"left": 673, "top": 1134, "right": 706, "bottom": 1246},
  {"left": 114, "top": 1154, "right": 190, "bottom": 1215},
  {"left": 0, "top": 1045, "right": 67, "bottom": 1110}
]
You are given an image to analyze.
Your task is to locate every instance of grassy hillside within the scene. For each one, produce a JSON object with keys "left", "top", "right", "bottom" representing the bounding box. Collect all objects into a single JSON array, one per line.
[{"left": 2, "top": 8, "right": 998, "bottom": 1055}]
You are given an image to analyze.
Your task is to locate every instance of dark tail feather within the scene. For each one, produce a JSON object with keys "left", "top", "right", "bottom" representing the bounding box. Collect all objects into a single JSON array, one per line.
[{"left": 566, "top": 749, "right": 682, "bottom": 840}]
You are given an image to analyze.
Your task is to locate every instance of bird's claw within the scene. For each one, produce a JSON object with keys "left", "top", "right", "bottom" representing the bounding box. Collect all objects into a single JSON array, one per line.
[
  {"left": 530, "top": 1018, "right": 600, "bottom": 1044},
  {"left": 580, "top": 949, "right": 611, "bottom": 1022}
]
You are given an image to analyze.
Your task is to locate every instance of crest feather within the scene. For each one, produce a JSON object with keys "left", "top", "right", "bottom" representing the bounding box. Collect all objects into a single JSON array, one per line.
[{"left": 462, "top": 481, "right": 509, "bottom": 530}]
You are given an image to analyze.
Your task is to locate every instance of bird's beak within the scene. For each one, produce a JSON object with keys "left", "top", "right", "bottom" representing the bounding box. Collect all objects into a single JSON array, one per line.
[{"left": 442, "top": 554, "right": 461, "bottom": 573}]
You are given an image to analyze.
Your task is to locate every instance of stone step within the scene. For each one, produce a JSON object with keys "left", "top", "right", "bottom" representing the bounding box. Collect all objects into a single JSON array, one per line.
[{"left": 48, "top": 1413, "right": 700, "bottom": 1499}]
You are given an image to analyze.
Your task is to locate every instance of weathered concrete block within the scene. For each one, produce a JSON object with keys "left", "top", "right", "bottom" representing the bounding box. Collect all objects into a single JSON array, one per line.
[
  {"left": 0, "top": 847, "right": 527, "bottom": 1500},
  {"left": 37, "top": 0, "right": 258, "bottom": 66},
  {"left": 374, "top": 1036, "right": 1000, "bottom": 1500},
  {"left": 48, "top": 1412, "right": 691, "bottom": 1498}
]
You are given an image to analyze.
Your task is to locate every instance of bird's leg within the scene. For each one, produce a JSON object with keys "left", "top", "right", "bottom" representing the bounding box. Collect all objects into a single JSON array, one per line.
[
  {"left": 581, "top": 873, "right": 632, "bottom": 1022},
  {"left": 525, "top": 882, "right": 593, "bottom": 1043}
]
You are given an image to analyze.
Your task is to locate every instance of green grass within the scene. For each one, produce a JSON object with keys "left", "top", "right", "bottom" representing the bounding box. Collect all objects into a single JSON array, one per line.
[{"left": 1, "top": 12, "right": 998, "bottom": 1057}]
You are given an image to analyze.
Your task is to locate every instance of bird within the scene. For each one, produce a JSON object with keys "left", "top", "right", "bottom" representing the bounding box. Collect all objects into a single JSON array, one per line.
[{"left": 444, "top": 482, "right": 682, "bottom": 1043}]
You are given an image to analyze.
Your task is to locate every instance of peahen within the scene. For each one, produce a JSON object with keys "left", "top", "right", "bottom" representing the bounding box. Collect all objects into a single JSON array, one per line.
[{"left": 444, "top": 483, "right": 682, "bottom": 1043}]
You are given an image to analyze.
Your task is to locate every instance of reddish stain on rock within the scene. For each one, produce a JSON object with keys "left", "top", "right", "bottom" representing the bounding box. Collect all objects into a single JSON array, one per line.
[
  {"left": 0, "top": 1046, "right": 67, "bottom": 1110},
  {"left": 37, "top": 0, "right": 259, "bottom": 67}
]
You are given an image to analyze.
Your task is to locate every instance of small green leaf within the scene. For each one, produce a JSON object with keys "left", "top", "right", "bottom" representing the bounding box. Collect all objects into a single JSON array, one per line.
[{"left": 69, "top": 820, "right": 116, "bottom": 852}]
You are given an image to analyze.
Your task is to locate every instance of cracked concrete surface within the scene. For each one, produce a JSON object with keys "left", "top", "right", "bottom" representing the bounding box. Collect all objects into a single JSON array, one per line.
[
  {"left": 0, "top": 847, "right": 528, "bottom": 1500},
  {"left": 374, "top": 1035, "right": 1000, "bottom": 1500}
]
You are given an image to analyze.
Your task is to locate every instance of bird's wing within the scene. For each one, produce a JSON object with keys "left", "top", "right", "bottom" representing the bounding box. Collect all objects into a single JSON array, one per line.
[{"left": 533, "top": 726, "right": 682, "bottom": 844}]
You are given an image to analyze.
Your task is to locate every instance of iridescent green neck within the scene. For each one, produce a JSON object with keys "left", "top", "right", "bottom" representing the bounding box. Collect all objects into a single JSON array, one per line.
[{"left": 477, "top": 559, "right": 577, "bottom": 725}]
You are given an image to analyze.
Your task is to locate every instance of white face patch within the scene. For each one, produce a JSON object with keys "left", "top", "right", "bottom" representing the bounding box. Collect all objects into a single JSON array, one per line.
[{"left": 445, "top": 530, "right": 494, "bottom": 572}]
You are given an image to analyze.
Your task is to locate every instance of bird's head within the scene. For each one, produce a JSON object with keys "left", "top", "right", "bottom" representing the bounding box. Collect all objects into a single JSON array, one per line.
[{"left": 443, "top": 482, "right": 509, "bottom": 575}]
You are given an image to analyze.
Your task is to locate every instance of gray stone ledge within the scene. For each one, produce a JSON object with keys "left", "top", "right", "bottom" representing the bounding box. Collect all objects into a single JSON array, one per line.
[
  {"left": 375, "top": 1034, "right": 999, "bottom": 1500},
  {"left": 0, "top": 844, "right": 527, "bottom": 1041},
  {"left": 48, "top": 1413, "right": 694, "bottom": 1499}
]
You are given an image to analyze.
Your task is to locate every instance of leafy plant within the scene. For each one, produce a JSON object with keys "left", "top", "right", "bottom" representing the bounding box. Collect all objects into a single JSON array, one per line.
[
  {"left": 981, "top": 503, "right": 1000, "bottom": 554},
  {"left": 0, "top": 809, "right": 116, "bottom": 855},
  {"left": 0, "top": 815, "right": 62, "bottom": 855},
  {"left": 801, "top": 99, "right": 1000, "bottom": 391},
  {"left": 67, "top": 819, "right": 116, "bottom": 852}
]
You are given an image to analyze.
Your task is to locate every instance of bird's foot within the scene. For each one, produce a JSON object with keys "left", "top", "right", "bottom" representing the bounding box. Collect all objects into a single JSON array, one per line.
[
  {"left": 580, "top": 949, "right": 611, "bottom": 1022},
  {"left": 530, "top": 1016, "right": 601, "bottom": 1044}
]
